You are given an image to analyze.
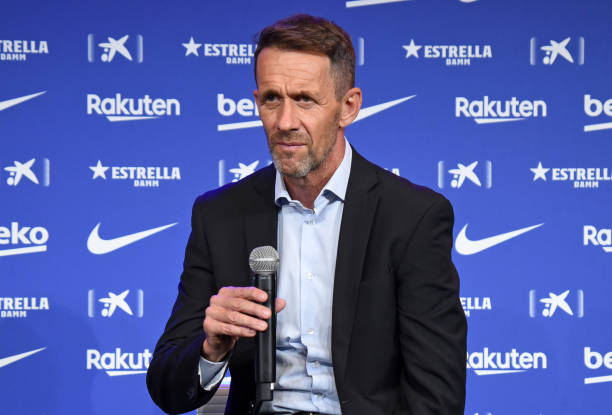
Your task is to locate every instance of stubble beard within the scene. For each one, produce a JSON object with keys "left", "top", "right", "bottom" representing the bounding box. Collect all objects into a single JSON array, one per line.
[{"left": 268, "top": 113, "right": 340, "bottom": 179}]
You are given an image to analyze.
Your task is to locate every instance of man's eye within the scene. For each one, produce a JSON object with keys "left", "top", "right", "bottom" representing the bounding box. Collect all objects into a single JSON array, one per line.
[
  {"left": 263, "top": 94, "right": 278, "bottom": 103},
  {"left": 298, "top": 95, "right": 312, "bottom": 102}
]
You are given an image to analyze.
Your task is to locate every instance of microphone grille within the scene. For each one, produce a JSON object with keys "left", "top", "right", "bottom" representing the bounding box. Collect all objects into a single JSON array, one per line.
[{"left": 249, "top": 245, "right": 280, "bottom": 273}]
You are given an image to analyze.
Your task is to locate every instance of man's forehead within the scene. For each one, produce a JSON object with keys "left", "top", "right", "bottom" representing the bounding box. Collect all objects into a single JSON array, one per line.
[{"left": 256, "top": 47, "right": 332, "bottom": 85}]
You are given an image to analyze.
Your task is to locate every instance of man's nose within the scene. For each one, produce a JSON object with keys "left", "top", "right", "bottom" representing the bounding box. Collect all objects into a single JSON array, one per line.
[{"left": 276, "top": 101, "right": 300, "bottom": 131}]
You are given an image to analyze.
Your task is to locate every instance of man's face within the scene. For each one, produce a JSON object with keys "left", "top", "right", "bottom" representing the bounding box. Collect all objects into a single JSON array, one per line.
[{"left": 254, "top": 48, "right": 342, "bottom": 178}]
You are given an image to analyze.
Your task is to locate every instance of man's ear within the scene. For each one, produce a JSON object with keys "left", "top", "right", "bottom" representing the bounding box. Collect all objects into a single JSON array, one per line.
[{"left": 339, "top": 87, "right": 363, "bottom": 128}]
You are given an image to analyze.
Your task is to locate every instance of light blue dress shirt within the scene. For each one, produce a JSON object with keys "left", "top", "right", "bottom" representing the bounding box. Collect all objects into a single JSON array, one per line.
[{"left": 200, "top": 138, "right": 352, "bottom": 415}]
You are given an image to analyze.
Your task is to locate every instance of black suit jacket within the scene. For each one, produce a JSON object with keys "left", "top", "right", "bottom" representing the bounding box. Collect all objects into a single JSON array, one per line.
[{"left": 147, "top": 148, "right": 467, "bottom": 415}]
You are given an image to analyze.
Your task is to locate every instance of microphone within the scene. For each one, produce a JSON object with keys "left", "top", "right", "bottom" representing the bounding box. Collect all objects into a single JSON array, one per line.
[{"left": 248, "top": 245, "right": 280, "bottom": 406}]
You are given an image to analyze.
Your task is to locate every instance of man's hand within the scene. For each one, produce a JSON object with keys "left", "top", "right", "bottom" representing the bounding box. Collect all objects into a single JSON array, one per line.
[{"left": 202, "top": 286, "right": 286, "bottom": 362}]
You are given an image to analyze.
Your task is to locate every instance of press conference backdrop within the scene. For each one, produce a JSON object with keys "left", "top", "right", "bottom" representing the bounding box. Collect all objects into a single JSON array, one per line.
[{"left": 1, "top": 0, "right": 611, "bottom": 414}]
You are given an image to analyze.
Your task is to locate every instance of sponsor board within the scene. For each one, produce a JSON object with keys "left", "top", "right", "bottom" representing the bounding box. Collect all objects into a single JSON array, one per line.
[
  {"left": 86, "top": 348, "right": 151, "bottom": 376},
  {"left": 529, "top": 289, "right": 584, "bottom": 318},
  {"left": 89, "top": 160, "right": 181, "bottom": 188},
  {"left": 88, "top": 289, "right": 143, "bottom": 318},
  {"left": 529, "top": 36, "right": 584, "bottom": 66},
  {"left": 0, "top": 297, "right": 49, "bottom": 318},
  {"left": 456, "top": 97, "right": 547, "bottom": 124},
  {"left": 437, "top": 161, "right": 492, "bottom": 189},
  {"left": 87, "top": 93, "right": 181, "bottom": 122},
  {"left": 403, "top": 39, "right": 492, "bottom": 66},
  {"left": 87, "top": 34, "right": 143, "bottom": 63},
  {"left": 531, "top": 162, "right": 611, "bottom": 189},
  {"left": 0, "top": 222, "right": 49, "bottom": 257},
  {"left": 0, "top": 40, "right": 49, "bottom": 61},
  {"left": 467, "top": 348, "right": 548, "bottom": 375}
]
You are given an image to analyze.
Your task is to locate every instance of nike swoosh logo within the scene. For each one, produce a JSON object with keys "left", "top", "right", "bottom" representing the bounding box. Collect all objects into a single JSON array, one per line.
[
  {"left": 0, "top": 91, "right": 46, "bottom": 112},
  {"left": 0, "top": 347, "right": 46, "bottom": 368},
  {"left": 217, "top": 95, "right": 416, "bottom": 131},
  {"left": 455, "top": 223, "right": 544, "bottom": 255},
  {"left": 87, "top": 222, "right": 177, "bottom": 255}
]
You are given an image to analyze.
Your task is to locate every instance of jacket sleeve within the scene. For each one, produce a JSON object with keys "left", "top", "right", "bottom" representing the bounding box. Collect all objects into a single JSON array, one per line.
[
  {"left": 147, "top": 197, "right": 225, "bottom": 414},
  {"left": 396, "top": 197, "right": 467, "bottom": 414}
]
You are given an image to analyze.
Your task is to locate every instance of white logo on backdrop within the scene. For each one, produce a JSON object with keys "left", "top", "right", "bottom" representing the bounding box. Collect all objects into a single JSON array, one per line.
[
  {"left": 0, "top": 91, "right": 46, "bottom": 112},
  {"left": 87, "top": 289, "right": 144, "bottom": 318},
  {"left": 584, "top": 94, "right": 612, "bottom": 132},
  {"left": 0, "top": 348, "right": 46, "bottom": 368},
  {"left": 87, "top": 94, "right": 181, "bottom": 121},
  {"left": 583, "top": 226, "right": 612, "bottom": 253},
  {"left": 455, "top": 223, "right": 543, "bottom": 255},
  {"left": 467, "top": 348, "right": 548, "bottom": 375},
  {"left": 438, "top": 161, "right": 492, "bottom": 189},
  {"left": 346, "top": 0, "right": 410, "bottom": 8},
  {"left": 89, "top": 160, "right": 181, "bottom": 187},
  {"left": 529, "top": 289, "right": 584, "bottom": 318},
  {"left": 3, "top": 158, "right": 51, "bottom": 187},
  {"left": 87, "top": 34, "right": 143, "bottom": 63},
  {"left": 0, "top": 40, "right": 49, "bottom": 61},
  {"left": 403, "top": 39, "right": 492, "bottom": 66},
  {"left": 530, "top": 36, "right": 584, "bottom": 66},
  {"left": 461, "top": 297, "right": 492, "bottom": 317},
  {"left": 0, "top": 222, "right": 49, "bottom": 257},
  {"left": 530, "top": 161, "right": 610, "bottom": 189},
  {"left": 182, "top": 38, "right": 255, "bottom": 64},
  {"left": 86, "top": 348, "right": 151, "bottom": 376},
  {"left": 87, "top": 222, "right": 177, "bottom": 255},
  {"left": 455, "top": 97, "right": 547, "bottom": 124},
  {"left": 0, "top": 297, "right": 49, "bottom": 318},
  {"left": 584, "top": 347, "right": 612, "bottom": 385}
]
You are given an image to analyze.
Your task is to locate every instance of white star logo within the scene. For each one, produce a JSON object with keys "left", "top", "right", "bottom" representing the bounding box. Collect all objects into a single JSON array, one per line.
[
  {"left": 530, "top": 162, "right": 550, "bottom": 181},
  {"left": 402, "top": 39, "right": 422, "bottom": 58},
  {"left": 90, "top": 160, "right": 110, "bottom": 180},
  {"left": 182, "top": 37, "right": 202, "bottom": 57}
]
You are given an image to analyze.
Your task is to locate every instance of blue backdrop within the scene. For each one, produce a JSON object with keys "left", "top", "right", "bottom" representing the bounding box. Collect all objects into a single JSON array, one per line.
[{"left": 2, "top": 0, "right": 611, "bottom": 414}]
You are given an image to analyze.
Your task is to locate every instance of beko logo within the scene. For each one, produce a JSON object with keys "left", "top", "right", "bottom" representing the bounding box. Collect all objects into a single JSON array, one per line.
[
  {"left": 455, "top": 97, "right": 547, "bottom": 124},
  {"left": 86, "top": 348, "right": 152, "bottom": 376},
  {"left": 584, "top": 347, "right": 612, "bottom": 384},
  {"left": 217, "top": 93, "right": 416, "bottom": 131},
  {"left": 87, "top": 94, "right": 181, "bottom": 121},
  {"left": 467, "top": 348, "right": 548, "bottom": 375},
  {"left": 584, "top": 94, "right": 612, "bottom": 132},
  {"left": 0, "top": 222, "right": 49, "bottom": 257}
]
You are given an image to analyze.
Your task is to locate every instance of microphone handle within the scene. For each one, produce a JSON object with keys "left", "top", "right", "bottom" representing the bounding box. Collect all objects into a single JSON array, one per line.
[{"left": 254, "top": 271, "right": 276, "bottom": 402}]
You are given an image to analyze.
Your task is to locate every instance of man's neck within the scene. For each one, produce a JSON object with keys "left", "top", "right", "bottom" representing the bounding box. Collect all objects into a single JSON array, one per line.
[{"left": 283, "top": 136, "right": 346, "bottom": 210}]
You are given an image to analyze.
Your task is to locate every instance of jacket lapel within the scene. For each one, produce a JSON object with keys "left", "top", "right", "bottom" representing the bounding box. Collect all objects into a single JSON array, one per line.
[
  {"left": 243, "top": 165, "right": 279, "bottom": 284},
  {"left": 332, "top": 149, "right": 379, "bottom": 390}
]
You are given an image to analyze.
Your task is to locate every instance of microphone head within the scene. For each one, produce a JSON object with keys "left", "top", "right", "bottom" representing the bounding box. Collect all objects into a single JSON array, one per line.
[{"left": 249, "top": 246, "right": 280, "bottom": 273}]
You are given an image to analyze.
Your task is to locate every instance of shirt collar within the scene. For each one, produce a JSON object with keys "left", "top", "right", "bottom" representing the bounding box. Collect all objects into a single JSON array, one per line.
[{"left": 274, "top": 136, "right": 352, "bottom": 206}]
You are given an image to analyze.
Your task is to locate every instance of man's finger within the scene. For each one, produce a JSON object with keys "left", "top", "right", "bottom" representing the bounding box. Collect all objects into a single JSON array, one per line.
[
  {"left": 209, "top": 320, "right": 257, "bottom": 338},
  {"left": 206, "top": 305, "right": 268, "bottom": 331},
  {"left": 219, "top": 286, "right": 268, "bottom": 302},
  {"left": 275, "top": 298, "right": 287, "bottom": 313}
]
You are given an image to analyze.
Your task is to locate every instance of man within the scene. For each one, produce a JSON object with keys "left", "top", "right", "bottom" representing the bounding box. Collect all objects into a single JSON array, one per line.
[{"left": 147, "top": 14, "right": 466, "bottom": 415}]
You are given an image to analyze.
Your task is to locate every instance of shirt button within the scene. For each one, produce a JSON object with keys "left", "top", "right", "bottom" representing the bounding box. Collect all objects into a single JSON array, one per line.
[
  {"left": 307, "top": 272, "right": 314, "bottom": 280},
  {"left": 314, "top": 361, "right": 320, "bottom": 367},
  {"left": 307, "top": 328, "right": 315, "bottom": 335}
]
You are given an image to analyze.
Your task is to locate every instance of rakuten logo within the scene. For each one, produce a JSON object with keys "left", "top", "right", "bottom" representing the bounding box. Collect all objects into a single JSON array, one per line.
[
  {"left": 86, "top": 348, "right": 152, "bottom": 376},
  {"left": 0, "top": 222, "right": 48, "bottom": 257},
  {"left": 87, "top": 93, "right": 181, "bottom": 122},
  {"left": 584, "top": 347, "right": 612, "bottom": 384},
  {"left": 456, "top": 96, "right": 547, "bottom": 124},
  {"left": 217, "top": 93, "right": 261, "bottom": 131},
  {"left": 467, "top": 348, "right": 547, "bottom": 375},
  {"left": 584, "top": 94, "right": 612, "bottom": 132},
  {"left": 583, "top": 225, "right": 612, "bottom": 253}
]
